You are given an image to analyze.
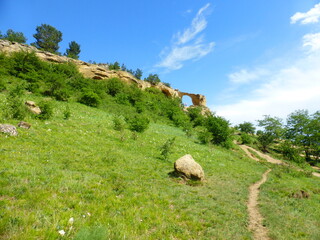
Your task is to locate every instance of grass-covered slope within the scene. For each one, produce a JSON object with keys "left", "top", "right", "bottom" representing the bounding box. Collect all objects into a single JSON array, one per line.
[{"left": 0, "top": 96, "right": 268, "bottom": 239}]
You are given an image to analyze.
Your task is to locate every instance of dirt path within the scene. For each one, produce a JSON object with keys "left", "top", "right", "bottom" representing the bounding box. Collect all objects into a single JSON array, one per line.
[{"left": 248, "top": 169, "right": 271, "bottom": 240}]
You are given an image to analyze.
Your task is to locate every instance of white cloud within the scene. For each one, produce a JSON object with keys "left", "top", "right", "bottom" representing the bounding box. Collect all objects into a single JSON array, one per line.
[
  {"left": 214, "top": 53, "right": 320, "bottom": 125},
  {"left": 291, "top": 3, "right": 320, "bottom": 24},
  {"left": 176, "top": 3, "right": 211, "bottom": 45},
  {"left": 228, "top": 68, "right": 269, "bottom": 84},
  {"left": 303, "top": 32, "right": 320, "bottom": 52},
  {"left": 156, "top": 42, "right": 214, "bottom": 71},
  {"left": 156, "top": 3, "right": 214, "bottom": 71}
]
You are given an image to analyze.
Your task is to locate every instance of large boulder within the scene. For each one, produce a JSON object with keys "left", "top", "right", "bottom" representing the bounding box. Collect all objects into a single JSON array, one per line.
[
  {"left": 174, "top": 154, "right": 204, "bottom": 181},
  {"left": 0, "top": 124, "right": 18, "bottom": 136}
]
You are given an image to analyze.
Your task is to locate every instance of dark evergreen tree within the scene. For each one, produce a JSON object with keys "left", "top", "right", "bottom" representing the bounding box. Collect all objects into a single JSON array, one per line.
[
  {"left": 32, "top": 24, "right": 62, "bottom": 53},
  {"left": 134, "top": 68, "right": 143, "bottom": 79},
  {"left": 65, "top": 41, "right": 81, "bottom": 59}
]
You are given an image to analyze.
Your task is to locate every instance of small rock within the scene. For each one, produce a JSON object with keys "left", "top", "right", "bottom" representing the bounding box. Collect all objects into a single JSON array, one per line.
[
  {"left": 18, "top": 121, "right": 31, "bottom": 129},
  {"left": 174, "top": 154, "right": 204, "bottom": 181},
  {"left": 25, "top": 101, "right": 41, "bottom": 114},
  {"left": 0, "top": 124, "right": 18, "bottom": 136}
]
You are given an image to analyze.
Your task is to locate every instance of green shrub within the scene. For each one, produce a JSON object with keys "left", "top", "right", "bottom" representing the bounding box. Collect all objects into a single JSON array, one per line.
[
  {"left": 37, "top": 101, "right": 53, "bottom": 120},
  {"left": 240, "top": 133, "right": 252, "bottom": 144},
  {"left": 160, "top": 137, "right": 176, "bottom": 160},
  {"left": 205, "top": 115, "right": 231, "bottom": 146},
  {"left": 106, "top": 78, "right": 125, "bottom": 97},
  {"left": 280, "top": 140, "right": 303, "bottom": 163},
  {"left": 63, "top": 106, "right": 71, "bottom": 120},
  {"left": 79, "top": 91, "right": 101, "bottom": 107},
  {"left": 113, "top": 116, "right": 126, "bottom": 132},
  {"left": 126, "top": 114, "right": 150, "bottom": 133},
  {"left": 115, "top": 93, "right": 130, "bottom": 105},
  {"left": 197, "top": 127, "right": 213, "bottom": 144}
]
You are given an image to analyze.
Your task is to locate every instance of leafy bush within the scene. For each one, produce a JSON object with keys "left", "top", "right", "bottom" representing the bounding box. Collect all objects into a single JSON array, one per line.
[
  {"left": 79, "top": 91, "right": 101, "bottom": 107},
  {"left": 63, "top": 106, "right": 71, "bottom": 120},
  {"left": 240, "top": 133, "right": 252, "bottom": 144},
  {"left": 126, "top": 114, "right": 150, "bottom": 133},
  {"left": 144, "top": 73, "right": 160, "bottom": 85},
  {"left": 279, "top": 140, "right": 303, "bottom": 163},
  {"left": 113, "top": 116, "right": 126, "bottom": 132},
  {"left": 37, "top": 101, "right": 53, "bottom": 120},
  {"left": 197, "top": 127, "right": 213, "bottom": 144},
  {"left": 205, "top": 115, "right": 231, "bottom": 146},
  {"left": 160, "top": 137, "right": 176, "bottom": 160},
  {"left": 106, "top": 78, "right": 125, "bottom": 97}
]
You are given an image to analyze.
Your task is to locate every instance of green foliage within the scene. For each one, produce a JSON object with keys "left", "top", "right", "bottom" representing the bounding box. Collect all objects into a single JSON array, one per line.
[
  {"left": 126, "top": 114, "right": 150, "bottom": 133},
  {"left": 160, "top": 137, "right": 176, "bottom": 160},
  {"left": 197, "top": 127, "right": 213, "bottom": 144},
  {"left": 65, "top": 41, "right": 81, "bottom": 59},
  {"left": 32, "top": 24, "right": 63, "bottom": 53},
  {"left": 37, "top": 101, "right": 53, "bottom": 120},
  {"left": 108, "top": 61, "right": 120, "bottom": 70},
  {"left": 240, "top": 132, "right": 252, "bottom": 144},
  {"left": 113, "top": 116, "right": 126, "bottom": 132},
  {"left": 63, "top": 106, "right": 71, "bottom": 120},
  {"left": 5, "top": 86, "right": 27, "bottom": 120},
  {"left": 134, "top": 68, "right": 143, "bottom": 79},
  {"left": 279, "top": 140, "right": 303, "bottom": 163},
  {"left": 79, "top": 91, "right": 101, "bottom": 107},
  {"left": 205, "top": 115, "right": 231, "bottom": 146},
  {"left": 163, "top": 82, "right": 171, "bottom": 87},
  {"left": 237, "top": 121, "right": 256, "bottom": 134},
  {"left": 106, "top": 78, "right": 125, "bottom": 97},
  {"left": 187, "top": 107, "right": 205, "bottom": 127},
  {"left": 1, "top": 29, "right": 27, "bottom": 43},
  {"left": 145, "top": 73, "right": 161, "bottom": 85},
  {"left": 257, "top": 115, "right": 284, "bottom": 152}
]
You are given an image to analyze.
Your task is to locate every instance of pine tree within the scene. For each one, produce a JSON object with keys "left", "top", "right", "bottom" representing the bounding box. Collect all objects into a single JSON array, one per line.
[
  {"left": 65, "top": 41, "right": 81, "bottom": 59},
  {"left": 32, "top": 24, "right": 62, "bottom": 53}
]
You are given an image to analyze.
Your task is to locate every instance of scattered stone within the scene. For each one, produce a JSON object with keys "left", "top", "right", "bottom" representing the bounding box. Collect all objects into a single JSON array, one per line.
[
  {"left": 25, "top": 101, "right": 41, "bottom": 114},
  {"left": 18, "top": 121, "right": 31, "bottom": 129},
  {"left": 174, "top": 154, "right": 204, "bottom": 181},
  {"left": 0, "top": 124, "right": 18, "bottom": 136},
  {"left": 291, "top": 190, "right": 310, "bottom": 199}
]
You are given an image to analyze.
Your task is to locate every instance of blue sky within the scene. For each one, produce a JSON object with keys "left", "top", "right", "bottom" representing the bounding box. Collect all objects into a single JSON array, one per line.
[{"left": 1, "top": 0, "right": 320, "bottom": 125}]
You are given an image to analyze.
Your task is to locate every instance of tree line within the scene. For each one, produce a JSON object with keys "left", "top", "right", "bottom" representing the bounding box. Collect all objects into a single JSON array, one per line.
[{"left": 236, "top": 110, "right": 320, "bottom": 165}]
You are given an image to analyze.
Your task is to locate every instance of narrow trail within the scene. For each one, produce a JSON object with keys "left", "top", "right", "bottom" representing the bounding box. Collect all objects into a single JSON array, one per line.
[
  {"left": 248, "top": 169, "right": 271, "bottom": 240},
  {"left": 236, "top": 142, "right": 320, "bottom": 240}
]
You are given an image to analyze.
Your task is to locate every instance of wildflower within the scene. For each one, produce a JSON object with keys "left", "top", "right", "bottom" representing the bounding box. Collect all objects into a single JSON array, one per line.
[
  {"left": 58, "top": 230, "right": 65, "bottom": 236},
  {"left": 68, "top": 217, "right": 74, "bottom": 225}
]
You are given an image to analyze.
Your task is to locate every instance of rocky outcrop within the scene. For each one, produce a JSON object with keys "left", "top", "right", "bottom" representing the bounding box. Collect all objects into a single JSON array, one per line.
[
  {"left": 0, "top": 40, "right": 207, "bottom": 107},
  {"left": 18, "top": 121, "right": 31, "bottom": 129},
  {"left": 174, "top": 154, "right": 205, "bottom": 181},
  {"left": 0, "top": 124, "right": 18, "bottom": 136}
]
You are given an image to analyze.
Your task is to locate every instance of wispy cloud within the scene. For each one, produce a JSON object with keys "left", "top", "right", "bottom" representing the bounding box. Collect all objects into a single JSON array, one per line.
[
  {"left": 214, "top": 7, "right": 320, "bottom": 125},
  {"left": 291, "top": 3, "right": 320, "bottom": 24},
  {"left": 215, "top": 52, "right": 320, "bottom": 125},
  {"left": 303, "top": 32, "right": 320, "bottom": 52},
  {"left": 228, "top": 68, "right": 269, "bottom": 84},
  {"left": 156, "top": 3, "right": 214, "bottom": 71}
]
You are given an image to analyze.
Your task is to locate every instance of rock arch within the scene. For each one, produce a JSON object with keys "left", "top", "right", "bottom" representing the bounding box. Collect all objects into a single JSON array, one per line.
[{"left": 178, "top": 92, "right": 207, "bottom": 107}]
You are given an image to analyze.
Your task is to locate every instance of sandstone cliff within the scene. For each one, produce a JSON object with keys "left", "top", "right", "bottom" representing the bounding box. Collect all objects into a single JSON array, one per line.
[{"left": 0, "top": 40, "right": 207, "bottom": 107}]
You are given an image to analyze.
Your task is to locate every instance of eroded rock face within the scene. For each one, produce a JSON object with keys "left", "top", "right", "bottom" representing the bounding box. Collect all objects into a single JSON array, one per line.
[
  {"left": 174, "top": 154, "right": 204, "bottom": 181},
  {"left": 0, "top": 124, "right": 18, "bottom": 136},
  {"left": 0, "top": 40, "right": 207, "bottom": 107}
]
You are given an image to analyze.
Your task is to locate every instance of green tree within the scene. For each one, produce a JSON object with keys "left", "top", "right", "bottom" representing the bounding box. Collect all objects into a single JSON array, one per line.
[
  {"left": 65, "top": 41, "right": 81, "bottom": 59},
  {"left": 285, "top": 110, "right": 320, "bottom": 162},
  {"left": 145, "top": 73, "right": 160, "bottom": 85},
  {"left": 237, "top": 121, "right": 256, "bottom": 134},
  {"left": 32, "top": 24, "right": 62, "bottom": 53},
  {"left": 257, "top": 115, "right": 283, "bottom": 152},
  {"left": 1, "top": 29, "right": 27, "bottom": 43},
  {"left": 134, "top": 68, "right": 143, "bottom": 79}
]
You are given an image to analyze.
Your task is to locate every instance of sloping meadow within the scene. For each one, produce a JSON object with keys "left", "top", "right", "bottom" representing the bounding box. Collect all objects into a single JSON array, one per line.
[{"left": 0, "top": 98, "right": 268, "bottom": 239}]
